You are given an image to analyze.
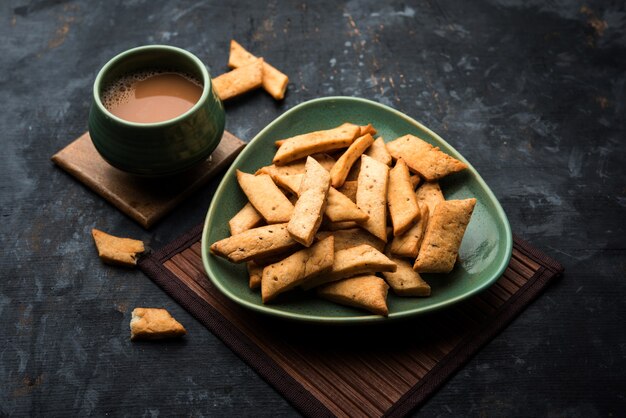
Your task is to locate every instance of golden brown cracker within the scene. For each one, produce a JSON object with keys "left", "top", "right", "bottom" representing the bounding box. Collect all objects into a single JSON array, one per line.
[
  {"left": 325, "top": 188, "right": 369, "bottom": 223},
  {"left": 273, "top": 123, "right": 361, "bottom": 166},
  {"left": 236, "top": 170, "right": 294, "bottom": 223},
  {"left": 287, "top": 157, "right": 331, "bottom": 246},
  {"left": 365, "top": 136, "right": 392, "bottom": 166},
  {"left": 272, "top": 174, "right": 368, "bottom": 223},
  {"left": 91, "top": 228, "right": 144, "bottom": 267},
  {"left": 316, "top": 228, "right": 385, "bottom": 253},
  {"left": 212, "top": 58, "right": 263, "bottom": 101},
  {"left": 389, "top": 203, "right": 429, "bottom": 258},
  {"left": 228, "top": 40, "right": 289, "bottom": 100},
  {"left": 359, "top": 123, "right": 377, "bottom": 136},
  {"left": 210, "top": 223, "right": 299, "bottom": 263},
  {"left": 317, "top": 275, "right": 389, "bottom": 316},
  {"left": 356, "top": 155, "right": 390, "bottom": 242},
  {"left": 130, "top": 308, "right": 186, "bottom": 340},
  {"left": 386, "top": 134, "right": 468, "bottom": 181},
  {"left": 414, "top": 198, "right": 477, "bottom": 273},
  {"left": 261, "top": 236, "right": 334, "bottom": 303},
  {"left": 387, "top": 158, "right": 421, "bottom": 236},
  {"left": 256, "top": 153, "right": 336, "bottom": 177},
  {"left": 382, "top": 256, "right": 431, "bottom": 296},
  {"left": 330, "top": 133, "right": 375, "bottom": 188},
  {"left": 416, "top": 181, "right": 445, "bottom": 214},
  {"left": 302, "top": 244, "right": 396, "bottom": 289},
  {"left": 271, "top": 173, "right": 302, "bottom": 195},
  {"left": 229, "top": 203, "right": 264, "bottom": 235}
]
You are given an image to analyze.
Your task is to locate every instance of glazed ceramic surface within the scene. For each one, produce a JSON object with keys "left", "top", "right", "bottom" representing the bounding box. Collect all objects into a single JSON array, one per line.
[
  {"left": 89, "top": 45, "right": 225, "bottom": 177},
  {"left": 202, "top": 97, "right": 512, "bottom": 323}
]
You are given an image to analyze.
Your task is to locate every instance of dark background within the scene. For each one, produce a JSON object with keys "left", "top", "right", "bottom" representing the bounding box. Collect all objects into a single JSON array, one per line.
[{"left": 1, "top": 0, "right": 625, "bottom": 416}]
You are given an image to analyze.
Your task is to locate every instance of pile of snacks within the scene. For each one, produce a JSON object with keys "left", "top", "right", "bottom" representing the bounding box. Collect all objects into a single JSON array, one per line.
[{"left": 210, "top": 123, "right": 476, "bottom": 316}]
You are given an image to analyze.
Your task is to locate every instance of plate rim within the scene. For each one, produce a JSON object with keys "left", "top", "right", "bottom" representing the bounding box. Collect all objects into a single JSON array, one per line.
[{"left": 201, "top": 96, "right": 513, "bottom": 324}]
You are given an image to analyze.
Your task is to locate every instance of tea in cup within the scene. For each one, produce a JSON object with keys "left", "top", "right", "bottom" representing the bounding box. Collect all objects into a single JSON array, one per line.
[{"left": 89, "top": 45, "right": 225, "bottom": 177}]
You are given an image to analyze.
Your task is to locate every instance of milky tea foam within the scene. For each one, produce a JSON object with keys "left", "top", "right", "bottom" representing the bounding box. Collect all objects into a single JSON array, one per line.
[{"left": 101, "top": 69, "right": 203, "bottom": 123}]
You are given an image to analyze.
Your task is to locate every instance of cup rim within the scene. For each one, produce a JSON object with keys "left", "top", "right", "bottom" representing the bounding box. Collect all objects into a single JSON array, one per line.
[{"left": 93, "top": 44, "right": 212, "bottom": 127}]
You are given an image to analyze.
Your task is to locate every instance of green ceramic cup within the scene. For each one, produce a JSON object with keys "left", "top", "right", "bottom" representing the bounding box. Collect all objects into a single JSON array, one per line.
[{"left": 88, "top": 45, "right": 225, "bottom": 177}]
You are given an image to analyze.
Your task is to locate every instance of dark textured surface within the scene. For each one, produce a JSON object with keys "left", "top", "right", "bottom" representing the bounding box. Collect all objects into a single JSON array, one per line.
[{"left": 1, "top": 0, "right": 624, "bottom": 416}]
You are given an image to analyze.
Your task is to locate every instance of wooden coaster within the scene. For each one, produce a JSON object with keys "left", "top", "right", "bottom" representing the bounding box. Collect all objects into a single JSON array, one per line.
[{"left": 51, "top": 131, "right": 246, "bottom": 228}]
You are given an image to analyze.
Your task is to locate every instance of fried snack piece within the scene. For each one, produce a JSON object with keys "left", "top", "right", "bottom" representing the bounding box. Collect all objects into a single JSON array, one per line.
[
  {"left": 382, "top": 255, "right": 431, "bottom": 296},
  {"left": 388, "top": 158, "right": 421, "bottom": 236},
  {"left": 130, "top": 308, "right": 186, "bottom": 340},
  {"left": 272, "top": 174, "right": 368, "bottom": 223},
  {"left": 261, "top": 236, "right": 334, "bottom": 303},
  {"left": 389, "top": 203, "right": 429, "bottom": 258},
  {"left": 359, "top": 124, "right": 377, "bottom": 137},
  {"left": 330, "top": 133, "right": 375, "bottom": 188},
  {"left": 317, "top": 275, "right": 389, "bottom": 316},
  {"left": 228, "top": 40, "right": 289, "bottom": 100},
  {"left": 319, "top": 185, "right": 369, "bottom": 222},
  {"left": 356, "top": 155, "right": 390, "bottom": 242},
  {"left": 229, "top": 203, "right": 264, "bottom": 235},
  {"left": 210, "top": 223, "right": 299, "bottom": 263},
  {"left": 273, "top": 123, "right": 361, "bottom": 166},
  {"left": 316, "top": 228, "right": 385, "bottom": 253},
  {"left": 414, "top": 198, "right": 477, "bottom": 273},
  {"left": 91, "top": 228, "right": 144, "bottom": 267},
  {"left": 236, "top": 171, "right": 294, "bottom": 223},
  {"left": 288, "top": 157, "right": 331, "bottom": 247},
  {"left": 386, "top": 134, "right": 468, "bottom": 181},
  {"left": 257, "top": 153, "right": 336, "bottom": 177},
  {"left": 337, "top": 180, "right": 358, "bottom": 202},
  {"left": 302, "top": 244, "right": 396, "bottom": 289},
  {"left": 365, "top": 136, "right": 392, "bottom": 166},
  {"left": 247, "top": 261, "right": 263, "bottom": 289},
  {"left": 270, "top": 173, "right": 302, "bottom": 195},
  {"left": 416, "top": 181, "right": 445, "bottom": 214},
  {"left": 212, "top": 58, "right": 263, "bottom": 101}
]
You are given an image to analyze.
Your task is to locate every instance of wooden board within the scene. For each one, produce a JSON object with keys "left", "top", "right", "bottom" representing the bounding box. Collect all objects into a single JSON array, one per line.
[
  {"left": 138, "top": 226, "right": 564, "bottom": 418},
  {"left": 51, "top": 131, "right": 246, "bottom": 228}
]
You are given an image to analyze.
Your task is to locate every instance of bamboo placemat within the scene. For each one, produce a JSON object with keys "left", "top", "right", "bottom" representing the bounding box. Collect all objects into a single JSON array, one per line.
[{"left": 138, "top": 225, "right": 563, "bottom": 417}]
